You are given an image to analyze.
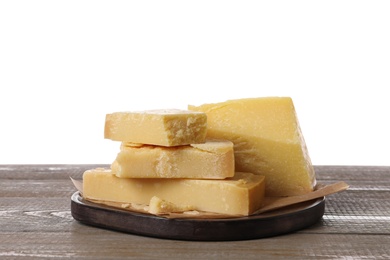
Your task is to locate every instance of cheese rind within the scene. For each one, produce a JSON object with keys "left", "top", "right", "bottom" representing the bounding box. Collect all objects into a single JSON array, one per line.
[
  {"left": 104, "top": 109, "right": 207, "bottom": 146},
  {"left": 82, "top": 168, "right": 266, "bottom": 216},
  {"left": 189, "top": 97, "right": 316, "bottom": 197},
  {"left": 112, "top": 139, "right": 235, "bottom": 179}
]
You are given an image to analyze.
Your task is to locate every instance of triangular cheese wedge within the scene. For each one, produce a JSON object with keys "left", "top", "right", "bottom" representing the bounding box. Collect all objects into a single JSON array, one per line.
[{"left": 189, "top": 97, "right": 316, "bottom": 196}]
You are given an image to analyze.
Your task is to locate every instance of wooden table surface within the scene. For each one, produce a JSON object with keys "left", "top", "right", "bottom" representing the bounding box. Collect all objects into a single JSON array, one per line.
[{"left": 1, "top": 165, "right": 389, "bottom": 259}]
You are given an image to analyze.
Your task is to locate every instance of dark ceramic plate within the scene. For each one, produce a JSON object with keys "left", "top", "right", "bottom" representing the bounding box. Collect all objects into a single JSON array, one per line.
[{"left": 71, "top": 192, "right": 325, "bottom": 241}]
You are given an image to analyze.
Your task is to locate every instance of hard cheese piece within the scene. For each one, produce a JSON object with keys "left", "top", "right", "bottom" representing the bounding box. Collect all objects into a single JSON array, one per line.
[
  {"left": 104, "top": 109, "right": 207, "bottom": 146},
  {"left": 111, "top": 139, "right": 235, "bottom": 179},
  {"left": 82, "top": 168, "right": 266, "bottom": 216},
  {"left": 189, "top": 97, "right": 316, "bottom": 197}
]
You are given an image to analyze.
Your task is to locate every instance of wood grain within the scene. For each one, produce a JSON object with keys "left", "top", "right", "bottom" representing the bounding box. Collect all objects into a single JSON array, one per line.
[{"left": 1, "top": 165, "right": 390, "bottom": 259}]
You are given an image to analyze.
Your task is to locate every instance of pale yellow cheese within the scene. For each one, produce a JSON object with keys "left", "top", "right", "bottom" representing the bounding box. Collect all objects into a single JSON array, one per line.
[
  {"left": 189, "top": 97, "right": 316, "bottom": 197},
  {"left": 111, "top": 139, "right": 235, "bottom": 179},
  {"left": 82, "top": 168, "right": 266, "bottom": 216},
  {"left": 104, "top": 109, "right": 207, "bottom": 146}
]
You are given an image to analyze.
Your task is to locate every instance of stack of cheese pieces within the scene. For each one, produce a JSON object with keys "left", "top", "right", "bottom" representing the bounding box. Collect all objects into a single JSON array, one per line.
[
  {"left": 82, "top": 97, "right": 316, "bottom": 216},
  {"left": 83, "top": 109, "right": 266, "bottom": 216}
]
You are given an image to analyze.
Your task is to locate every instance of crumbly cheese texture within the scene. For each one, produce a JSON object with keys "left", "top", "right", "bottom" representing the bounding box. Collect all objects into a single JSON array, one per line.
[
  {"left": 82, "top": 168, "right": 266, "bottom": 216},
  {"left": 104, "top": 109, "right": 207, "bottom": 146},
  {"left": 189, "top": 97, "right": 316, "bottom": 197},
  {"left": 111, "top": 139, "right": 235, "bottom": 179},
  {"left": 148, "top": 196, "right": 195, "bottom": 214}
]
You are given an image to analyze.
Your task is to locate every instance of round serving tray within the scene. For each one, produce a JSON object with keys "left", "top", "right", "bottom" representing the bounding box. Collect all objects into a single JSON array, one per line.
[{"left": 71, "top": 192, "right": 325, "bottom": 241}]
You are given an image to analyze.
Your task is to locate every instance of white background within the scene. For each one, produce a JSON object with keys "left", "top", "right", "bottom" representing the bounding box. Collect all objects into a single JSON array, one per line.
[{"left": 0, "top": 1, "right": 389, "bottom": 165}]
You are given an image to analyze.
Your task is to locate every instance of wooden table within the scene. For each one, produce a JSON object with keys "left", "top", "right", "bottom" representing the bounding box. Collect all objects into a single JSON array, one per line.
[{"left": 1, "top": 165, "right": 389, "bottom": 259}]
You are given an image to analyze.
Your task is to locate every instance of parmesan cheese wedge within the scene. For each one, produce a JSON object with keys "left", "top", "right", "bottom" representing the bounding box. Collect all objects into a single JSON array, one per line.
[{"left": 189, "top": 97, "right": 316, "bottom": 196}]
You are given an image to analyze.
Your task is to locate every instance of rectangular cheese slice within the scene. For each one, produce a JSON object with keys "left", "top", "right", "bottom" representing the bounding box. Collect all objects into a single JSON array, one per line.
[
  {"left": 82, "top": 168, "right": 266, "bottom": 216},
  {"left": 112, "top": 139, "right": 235, "bottom": 179},
  {"left": 189, "top": 97, "right": 316, "bottom": 197},
  {"left": 104, "top": 109, "right": 207, "bottom": 146}
]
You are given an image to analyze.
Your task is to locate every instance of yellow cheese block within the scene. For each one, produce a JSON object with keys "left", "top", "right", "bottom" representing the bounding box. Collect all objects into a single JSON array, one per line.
[
  {"left": 104, "top": 109, "right": 207, "bottom": 146},
  {"left": 189, "top": 97, "right": 316, "bottom": 197},
  {"left": 82, "top": 168, "right": 266, "bottom": 216},
  {"left": 112, "top": 139, "right": 235, "bottom": 179}
]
